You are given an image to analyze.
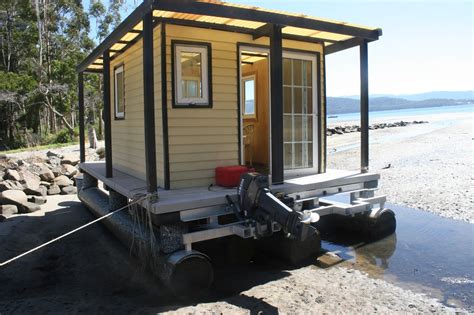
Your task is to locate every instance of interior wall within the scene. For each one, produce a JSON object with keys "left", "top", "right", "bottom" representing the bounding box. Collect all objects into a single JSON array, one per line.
[{"left": 242, "top": 58, "right": 269, "bottom": 167}]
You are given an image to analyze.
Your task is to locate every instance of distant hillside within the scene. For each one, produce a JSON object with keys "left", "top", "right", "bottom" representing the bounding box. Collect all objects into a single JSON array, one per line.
[
  {"left": 327, "top": 97, "right": 473, "bottom": 115},
  {"left": 341, "top": 90, "right": 474, "bottom": 101}
]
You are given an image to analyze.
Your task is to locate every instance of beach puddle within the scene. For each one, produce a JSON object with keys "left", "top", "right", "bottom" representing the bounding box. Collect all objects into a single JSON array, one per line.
[{"left": 319, "top": 204, "right": 474, "bottom": 311}]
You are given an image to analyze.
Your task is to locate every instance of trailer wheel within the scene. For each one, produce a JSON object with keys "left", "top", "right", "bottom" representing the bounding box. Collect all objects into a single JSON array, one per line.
[
  {"left": 167, "top": 251, "right": 214, "bottom": 297},
  {"left": 367, "top": 210, "right": 396, "bottom": 241}
]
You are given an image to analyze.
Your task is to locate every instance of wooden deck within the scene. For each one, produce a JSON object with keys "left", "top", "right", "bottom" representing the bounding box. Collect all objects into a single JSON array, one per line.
[{"left": 80, "top": 162, "right": 380, "bottom": 214}]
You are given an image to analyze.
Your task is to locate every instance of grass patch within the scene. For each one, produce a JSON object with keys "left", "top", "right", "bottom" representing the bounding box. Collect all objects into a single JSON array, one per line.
[{"left": 2, "top": 141, "right": 78, "bottom": 154}]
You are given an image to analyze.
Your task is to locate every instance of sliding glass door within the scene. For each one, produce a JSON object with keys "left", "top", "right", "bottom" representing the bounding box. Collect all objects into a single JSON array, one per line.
[{"left": 283, "top": 53, "right": 318, "bottom": 173}]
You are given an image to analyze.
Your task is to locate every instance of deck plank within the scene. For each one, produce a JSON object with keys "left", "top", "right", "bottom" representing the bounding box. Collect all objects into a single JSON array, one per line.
[{"left": 80, "top": 162, "right": 379, "bottom": 214}]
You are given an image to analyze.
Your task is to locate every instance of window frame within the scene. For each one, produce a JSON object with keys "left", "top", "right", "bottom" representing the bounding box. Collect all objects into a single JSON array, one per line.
[
  {"left": 114, "top": 64, "right": 125, "bottom": 119},
  {"left": 242, "top": 74, "right": 257, "bottom": 120},
  {"left": 172, "top": 40, "right": 213, "bottom": 108}
]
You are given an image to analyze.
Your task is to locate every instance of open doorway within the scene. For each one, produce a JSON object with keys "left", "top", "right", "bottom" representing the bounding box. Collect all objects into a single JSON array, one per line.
[{"left": 240, "top": 48, "right": 270, "bottom": 175}]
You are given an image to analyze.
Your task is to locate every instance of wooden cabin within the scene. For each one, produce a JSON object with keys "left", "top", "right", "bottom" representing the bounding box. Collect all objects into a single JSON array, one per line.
[
  {"left": 77, "top": 0, "right": 381, "bottom": 193},
  {"left": 76, "top": 1, "right": 394, "bottom": 289}
]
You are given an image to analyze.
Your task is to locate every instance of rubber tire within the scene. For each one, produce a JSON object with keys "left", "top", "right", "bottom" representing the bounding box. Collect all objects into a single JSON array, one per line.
[{"left": 367, "top": 211, "right": 396, "bottom": 241}]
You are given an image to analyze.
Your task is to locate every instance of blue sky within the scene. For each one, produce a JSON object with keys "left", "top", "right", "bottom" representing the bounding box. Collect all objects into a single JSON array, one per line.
[{"left": 85, "top": 0, "right": 473, "bottom": 97}]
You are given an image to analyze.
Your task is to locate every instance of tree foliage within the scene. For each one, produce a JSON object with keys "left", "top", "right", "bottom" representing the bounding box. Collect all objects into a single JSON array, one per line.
[{"left": 0, "top": 0, "right": 127, "bottom": 150}]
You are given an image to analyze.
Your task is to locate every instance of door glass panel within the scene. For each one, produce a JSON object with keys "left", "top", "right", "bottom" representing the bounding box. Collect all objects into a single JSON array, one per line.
[{"left": 283, "top": 56, "right": 314, "bottom": 170}]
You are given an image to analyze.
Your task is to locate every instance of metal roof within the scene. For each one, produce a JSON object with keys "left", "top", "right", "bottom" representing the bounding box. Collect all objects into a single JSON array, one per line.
[{"left": 78, "top": 0, "right": 382, "bottom": 73}]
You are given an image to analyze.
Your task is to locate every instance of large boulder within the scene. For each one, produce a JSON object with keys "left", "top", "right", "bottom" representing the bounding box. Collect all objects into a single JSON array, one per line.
[
  {"left": 46, "top": 151, "right": 62, "bottom": 158},
  {"left": 0, "top": 204, "right": 18, "bottom": 217},
  {"left": 53, "top": 175, "right": 73, "bottom": 188},
  {"left": 47, "top": 184, "right": 61, "bottom": 195},
  {"left": 5, "top": 169, "right": 21, "bottom": 181},
  {"left": 18, "top": 202, "right": 41, "bottom": 213},
  {"left": 0, "top": 190, "right": 28, "bottom": 205},
  {"left": 39, "top": 168, "right": 55, "bottom": 182},
  {"left": 62, "top": 164, "right": 78, "bottom": 178},
  {"left": 0, "top": 180, "right": 24, "bottom": 192},
  {"left": 61, "top": 186, "right": 77, "bottom": 195},
  {"left": 61, "top": 153, "right": 80, "bottom": 166},
  {"left": 19, "top": 169, "right": 41, "bottom": 191},
  {"left": 24, "top": 185, "right": 47, "bottom": 196}
]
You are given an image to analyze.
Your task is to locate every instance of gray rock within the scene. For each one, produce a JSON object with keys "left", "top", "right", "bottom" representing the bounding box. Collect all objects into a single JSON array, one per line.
[
  {"left": 0, "top": 170, "right": 4, "bottom": 180},
  {"left": 96, "top": 147, "right": 105, "bottom": 159},
  {"left": 40, "top": 181, "right": 52, "bottom": 187},
  {"left": 27, "top": 196, "right": 47, "bottom": 205},
  {"left": 54, "top": 175, "right": 73, "bottom": 188},
  {"left": 61, "top": 153, "right": 80, "bottom": 166},
  {"left": 48, "top": 156, "right": 61, "bottom": 167},
  {"left": 47, "top": 184, "right": 61, "bottom": 195},
  {"left": 62, "top": 164, "right": 78, "bottom": 178},
  {"left": 51, "top": 166, "right": 63, "bottom": 177},
  {"left": 0, "top": 189, "right": 28, "bottom": 206},
  {"left": 46, "top": 150, "right": 62, "bottom": 158},
  {"left": 0, "top": 153, "right": 7, "bottom": 159},
  {"left": 5, "top": 169, "right": 21, "bottom": 181},
  {"left": 61, "top": 186, "right": 77, "bottom": 195},
  {"left": 24, "top": 185, "right": 47, "bottom": 196},
  {"left": 18, "top": 201, "right": 41, "bottom": 213},
  {"left": 19, "top": 169, "right": 41, "bottom": 190},
  {"left": 39, "top": 168, "right": 55, "bottom": 182},
  {"left": 0, "top": 180, "right": 24, "bottom": 192},
  {"left": 0, "top": 204, "right": 18, "bottom": 217}
]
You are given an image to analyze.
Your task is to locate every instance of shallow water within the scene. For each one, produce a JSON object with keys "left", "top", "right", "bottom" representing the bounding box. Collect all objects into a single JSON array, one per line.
[{"left": 320, "top": 204, "right": 474, "bottom": 311}]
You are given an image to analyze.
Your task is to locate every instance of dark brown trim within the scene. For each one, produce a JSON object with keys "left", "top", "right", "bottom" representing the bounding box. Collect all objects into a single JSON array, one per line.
[
  {"left": 113, "top": 62, "right": 126, "bottom": 120},
  {"left": 236, "top": 44, "right": 242, "bottom": 165},
  {"left": 143, "top": 11, "right": 158, "bottom": 193},
  {"left": 325, "top": 37, "right": 373, "bottom": 55},
  {"left": 103, "top": 50, "right": 113, "bottom": 178},
  {"left": 76, "top": 2, "right": 150, "bottom": 72},
  {"left": 360, "top": 40, "right": 369, "bottom": 172},
  {"left": 315, "top": 52, "right": 323, "bottom": 174},
  {"left": 153, "top": 0, "right": 381, "bottom": 40},
  {"left": 322, "top": 45, "right": 328, "bottom": 173},
  {"left": 78, "top": 72, "right": 85, "bottom": 163},
  {"left": 253, "top": 23, "right": 272, "bottom": 40},
  {"left": 171, "top": 40, "right": 213, "bottom": 108},
  {"left": 269, "top": 24, "right": 284, "bottom": 184},
  {"left": 161, "top": 22, "right": 170, "bottom": 190}
]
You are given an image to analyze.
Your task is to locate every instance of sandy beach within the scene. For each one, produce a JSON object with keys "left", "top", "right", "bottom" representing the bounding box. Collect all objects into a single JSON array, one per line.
[{"left": 1, "top": 108, "right": 472, "bottom": 313}]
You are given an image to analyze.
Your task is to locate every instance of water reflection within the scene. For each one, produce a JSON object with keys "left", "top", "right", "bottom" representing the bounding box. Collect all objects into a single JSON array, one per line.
[{"left": 318, "top": 204, "right": 474, "bottom": 311}]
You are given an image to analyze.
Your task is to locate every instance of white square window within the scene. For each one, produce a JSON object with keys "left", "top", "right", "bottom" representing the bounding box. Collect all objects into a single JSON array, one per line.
[
  {"left": 114, "top": 65, "right": 125, "bottom": 119},
  {"left": 242, "top": 75, "right": 256, "bottom": 119},
  {"left": 173, "top": 43, "right": 211, "bottom": 107}
]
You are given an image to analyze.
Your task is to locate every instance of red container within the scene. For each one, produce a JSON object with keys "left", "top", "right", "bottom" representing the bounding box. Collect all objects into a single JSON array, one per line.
[{"left": 215, "top": 165, "right": 254, "bottom": 188}]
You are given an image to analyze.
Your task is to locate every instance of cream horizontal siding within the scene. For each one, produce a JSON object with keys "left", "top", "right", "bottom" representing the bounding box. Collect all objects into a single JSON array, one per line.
[
  {"left": 110, "top": 39, "right": 146, "bottom": 180},
  {"left": 107, "top": 23, "right": 324, "bottom": 189},
  {"left": 165, "top": 24, "right": 324, "bottom": 189}
]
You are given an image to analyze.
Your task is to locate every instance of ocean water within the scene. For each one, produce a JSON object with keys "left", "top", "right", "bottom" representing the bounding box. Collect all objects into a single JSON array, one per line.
[{"left": 328, "top": 103, "right": 473, "bottom": 123}]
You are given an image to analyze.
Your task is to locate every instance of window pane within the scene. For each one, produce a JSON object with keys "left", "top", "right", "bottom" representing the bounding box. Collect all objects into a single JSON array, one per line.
[
  {"left": 306, "top": 88, "right": 313, "bottom": 114},
  {"left": 294, "top": 115, "right": 302, "bottom": 142},
  {"left": 283, "top": 58, "right": 291, "bottom": 85},
  {"left": 244, "top": 79, "right": 255, "bottom": 115},
  {"left": 180, "top": 51, "right": 202, "bottom": 98},
  {"left": 294, "top": 87, "right": 302, "bottom": 114},
  {"left": 306, "top": 115, "right": 313, "bottom": 141},
  {"left": 116, "top": 71, "right": 124, "bottom": 113},
  {"left": 284, "top": 144, "right": 292, "bottom": 169},
  {"left": 283, "top": 115, "right": 292, "bottom": 142},
  {"left": 283, "top": 87, "right": 292, "bottom": 114},
  {"left": 294, "top": 143, "right": 302, "bottom": 168},
  {"left": 293, "top": 59, "right": 302, "bottom": 86},
  {"left": 303, "top": 60, "right": 312, "bottom": 87}
]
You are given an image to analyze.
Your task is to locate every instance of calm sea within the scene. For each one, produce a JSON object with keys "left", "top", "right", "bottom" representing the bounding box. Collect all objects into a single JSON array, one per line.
[{"left": 328, "top": 103, "right": 473, "bottom": 123}]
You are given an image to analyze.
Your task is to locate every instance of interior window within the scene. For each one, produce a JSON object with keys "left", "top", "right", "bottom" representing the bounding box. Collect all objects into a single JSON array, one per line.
[
  {"left": 174, "top": 43, "right": 210, "bottom": 106},
  {"left": 114, "top": 65, "right": 125, "bottom": 119},
  {"left": 243, "top": 75, "right": 256, "bottom": 118}
]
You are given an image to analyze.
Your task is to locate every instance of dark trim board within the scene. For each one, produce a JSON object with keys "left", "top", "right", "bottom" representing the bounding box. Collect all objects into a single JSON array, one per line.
[
  {"left": 170, "top": 40, "right": 213, "bottom": 108},
  {"left": 78, "top": 72, "right": 85, "bottom": 163},
  {"left": 360, "top": 40, "right": 369, "bottom": 172},
  {"left": 161, "top": 22, "right": 170, "bottom": 190},
  {"left": 322, "top": 45, "right": 328, "bottom": 173},
  {"left": 143, "top": 11, "right": 158, "bottom": 193},
  {"left": 102, "top": 50, "right": 113, "bottom": 178}
]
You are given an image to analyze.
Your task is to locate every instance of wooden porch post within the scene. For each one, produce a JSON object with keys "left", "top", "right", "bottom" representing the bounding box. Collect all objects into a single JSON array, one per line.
[
  {"left": 270, "top": 24, "right": 284, "bottom": 184},
  {"left": 360, "top": 40, "right": 369, "bottom": 172},
  {"left": 143, "top": 10, "right": 158, "bottom": 193},
  {"left": 161, "top": 22, "right": 170, "bottom": 190},
  {"left": 103, "top": 49, "right": 113, "bottom": 178},
  {"left": 78, "top": 72, "right": 85, "bottom": 163}
]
